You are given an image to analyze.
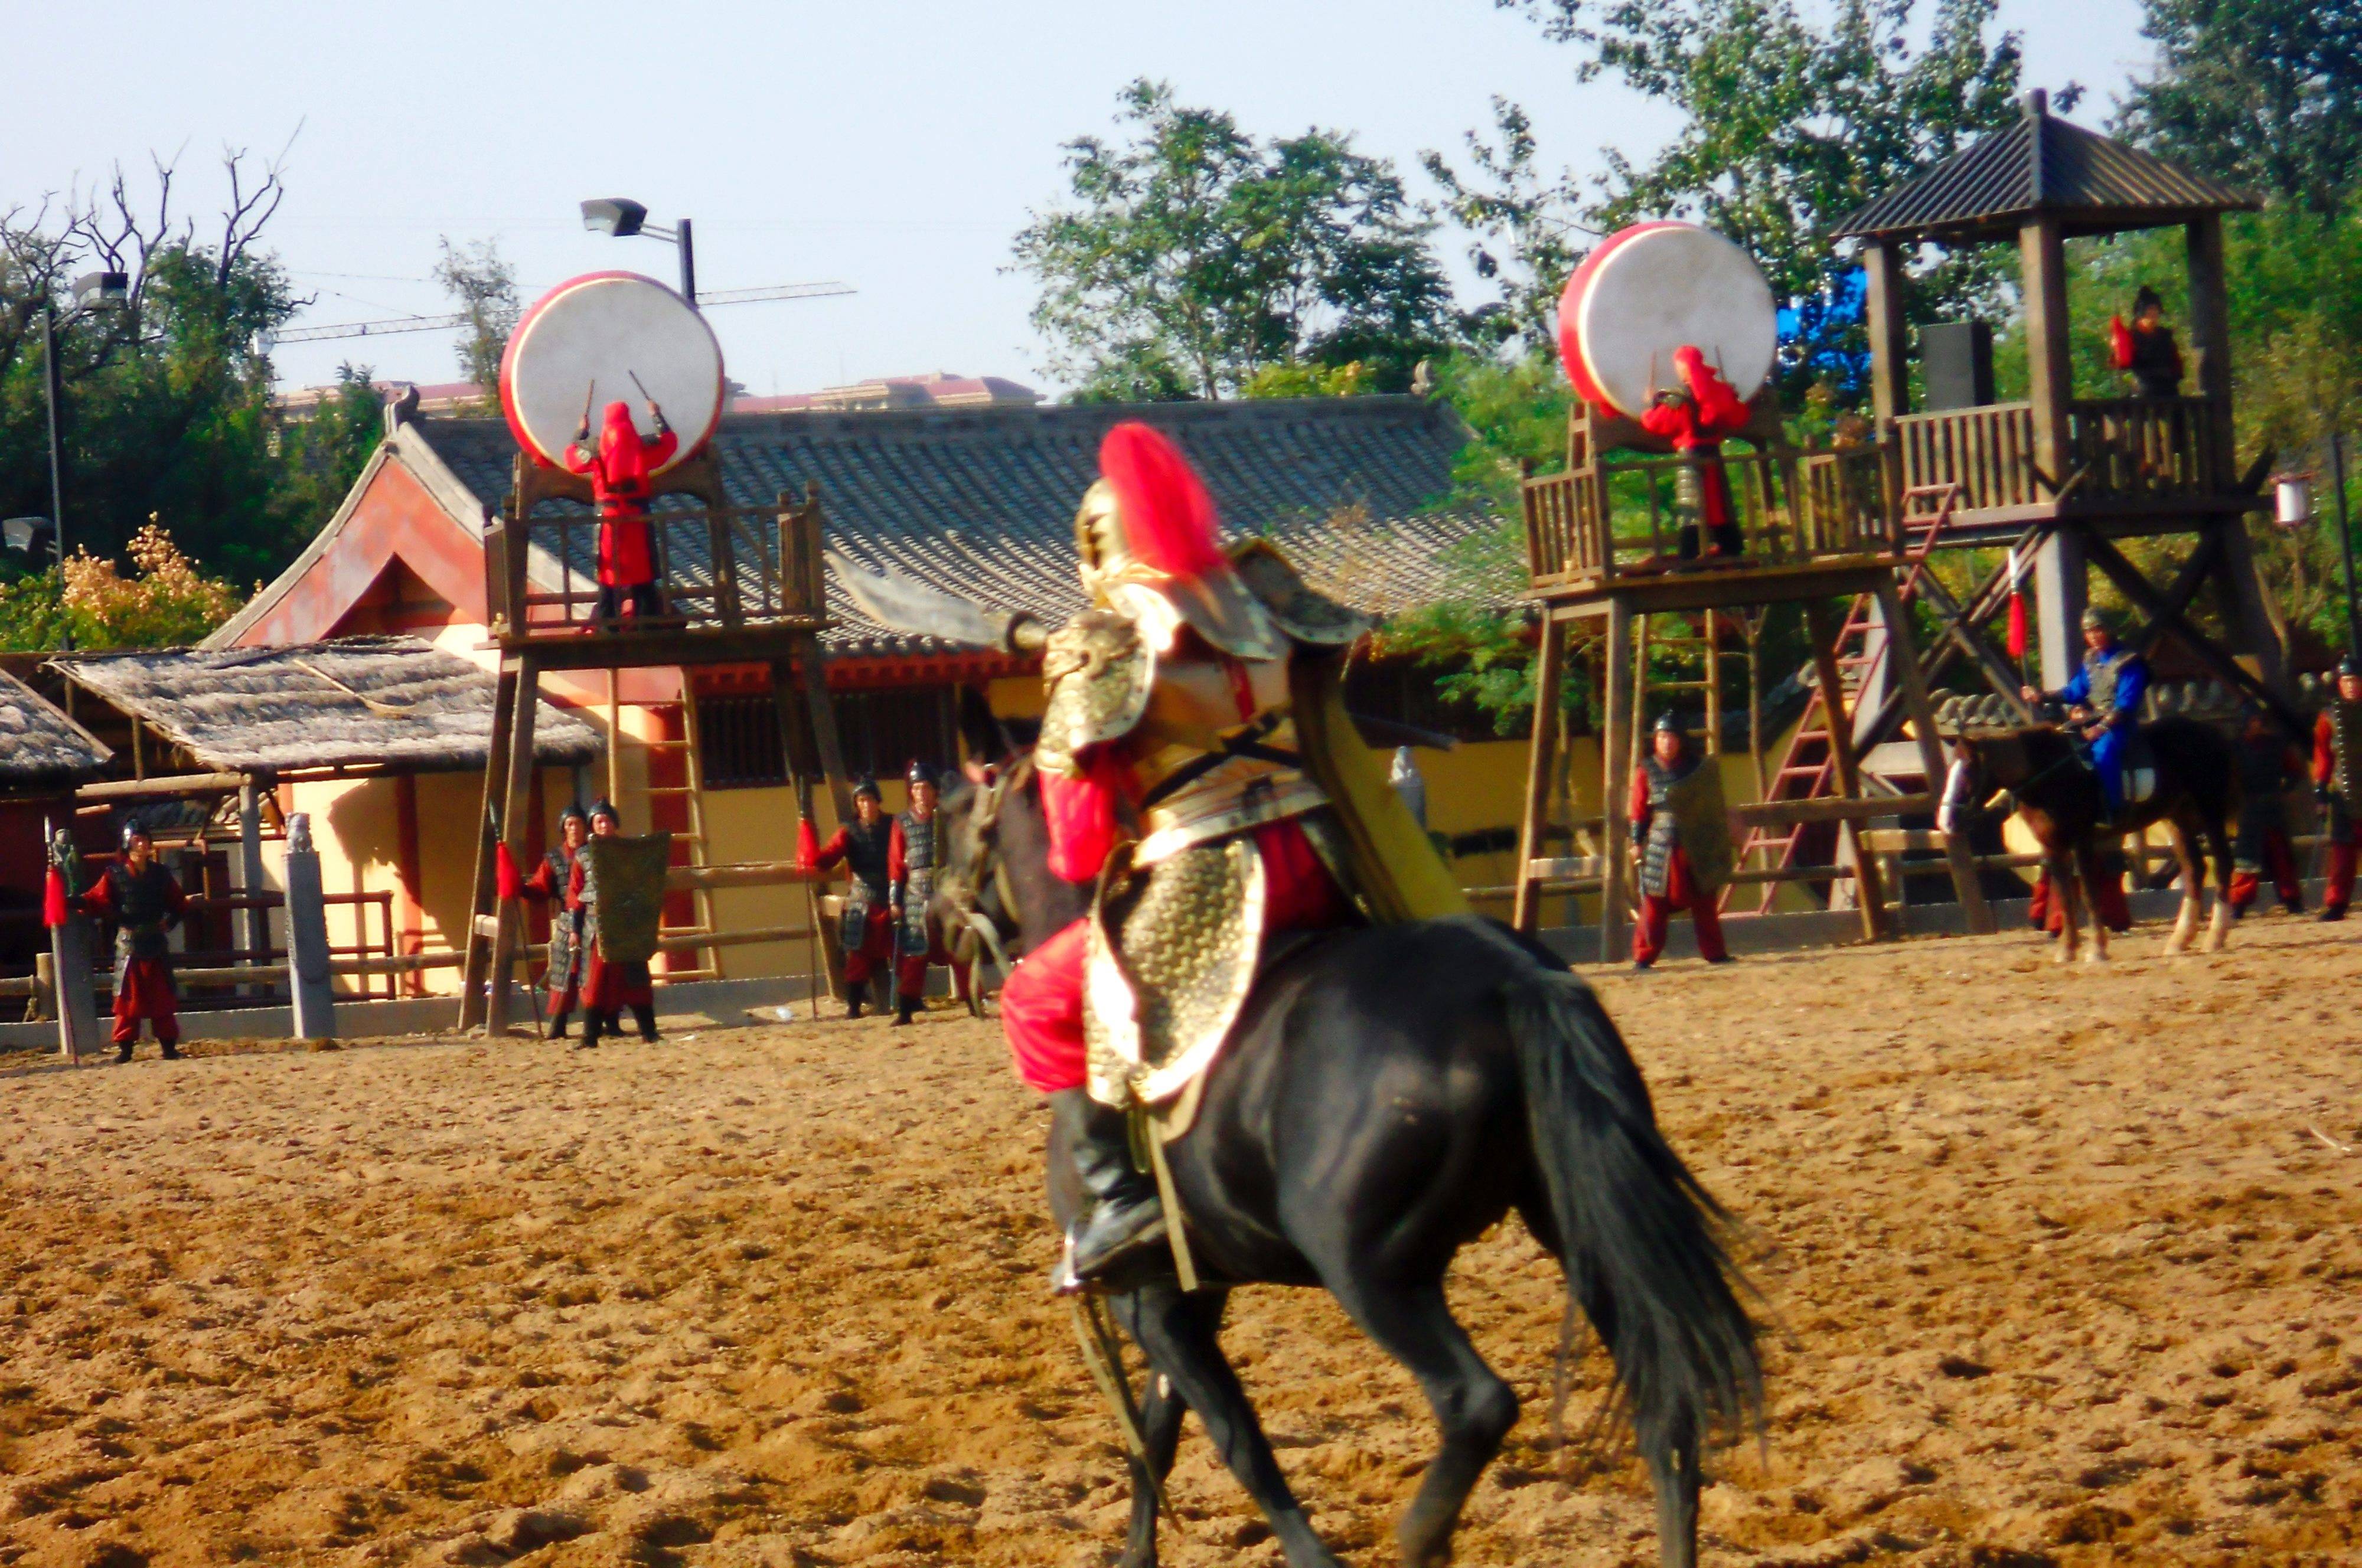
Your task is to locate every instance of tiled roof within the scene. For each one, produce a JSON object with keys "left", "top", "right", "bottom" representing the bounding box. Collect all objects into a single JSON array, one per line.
[
  {"left": 1835, "top": 91, "right": 2255, "bottom": 243},
  {"left": 411, "top": 396, "right": 1500, "bottom": 658},
  {"left": 0, "top": 667, "right": 110, "bottom": 790}
]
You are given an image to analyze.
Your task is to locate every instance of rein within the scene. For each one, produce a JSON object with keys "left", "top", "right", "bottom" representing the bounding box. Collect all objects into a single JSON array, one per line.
[{"left": 954, "top": 753, "right": 1035, "bottom": 968}]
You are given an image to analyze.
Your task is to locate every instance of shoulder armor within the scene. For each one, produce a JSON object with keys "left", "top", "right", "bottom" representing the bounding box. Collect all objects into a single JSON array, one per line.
[
  {"left": 1038, "top": 610, "right": 1154, "bottom": 773},
  {"left": 1229, "top": 539, "right": 1372, "bottom": 648}
]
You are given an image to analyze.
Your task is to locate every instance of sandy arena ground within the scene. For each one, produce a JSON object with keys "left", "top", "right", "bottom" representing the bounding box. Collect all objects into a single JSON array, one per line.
[{"left": 1, "top": 916, "right": 2358, "bottom": 1567}]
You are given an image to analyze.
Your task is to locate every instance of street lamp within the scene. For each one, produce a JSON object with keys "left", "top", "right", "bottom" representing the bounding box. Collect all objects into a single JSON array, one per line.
[
  {"left": 40, "top": 270, "right": 128, "bottom": 649},
  {"left": 579, "top": 198, "right": 696, "bottom": 306}
]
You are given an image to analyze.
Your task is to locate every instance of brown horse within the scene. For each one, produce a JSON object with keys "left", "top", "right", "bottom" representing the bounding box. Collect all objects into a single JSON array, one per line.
[{"left": 1939, "top": 716, "right": 2240, "bottom": 962}]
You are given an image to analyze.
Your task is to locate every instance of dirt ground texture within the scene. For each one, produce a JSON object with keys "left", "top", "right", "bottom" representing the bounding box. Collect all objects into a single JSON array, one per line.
[{"left": 0, "top": 915, "right": 2357, "bottom": 1568}]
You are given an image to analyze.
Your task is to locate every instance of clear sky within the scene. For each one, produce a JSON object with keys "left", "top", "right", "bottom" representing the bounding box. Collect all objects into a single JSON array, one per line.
[{"left": 12, "top": 1, "right": 2153, "bottom": 400}]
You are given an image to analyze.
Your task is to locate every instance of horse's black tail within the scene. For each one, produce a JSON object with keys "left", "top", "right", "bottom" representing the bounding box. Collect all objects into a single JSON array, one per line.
[{"left": 1504, "top": 963, "right": 1761, "bottom": 1463}]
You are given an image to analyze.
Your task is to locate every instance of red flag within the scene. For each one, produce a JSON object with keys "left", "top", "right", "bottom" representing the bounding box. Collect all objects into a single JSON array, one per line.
[
  {"left": 43, "top": 867, "right": 68, "bottom": 928},
  {"left": 496, "top": 841, "right": 524, "bottom": 901},
  {"left": 796, "top": 816, "right": 821, "bottom": 871},
  {"left": 2007, "top": 590, "right": 2030, "bottom": 661}
]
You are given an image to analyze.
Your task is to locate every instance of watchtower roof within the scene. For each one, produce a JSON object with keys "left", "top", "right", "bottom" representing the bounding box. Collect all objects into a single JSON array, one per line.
[{"left": 1834, "top": 90, "right": 2256, "bottom": 244}]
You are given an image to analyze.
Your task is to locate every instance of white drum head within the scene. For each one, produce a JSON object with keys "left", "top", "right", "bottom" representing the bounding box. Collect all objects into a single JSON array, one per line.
[
  {"left": 1563, "top": 223, "right": 1776, "bottom": 420},
  {"left": 500, "top": 271, "right": 723, "bottom": 472}
]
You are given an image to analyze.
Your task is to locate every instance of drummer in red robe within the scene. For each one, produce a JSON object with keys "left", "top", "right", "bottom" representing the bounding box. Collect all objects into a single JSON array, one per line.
[
  {"left": 566, "top": 398, "right": 677, "bottom": 625},
  {"left": 76, "top": 822, "right": 190, "bottom": 1063},
  {"left": 1640, "top": 344, "right": 1752, "bottom": 560}
]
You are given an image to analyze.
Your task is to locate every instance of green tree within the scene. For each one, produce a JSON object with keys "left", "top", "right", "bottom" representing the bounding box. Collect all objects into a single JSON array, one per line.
[
  {"left": 2116, "top": 0, "right": 2362, "bottom": 215},
  {"left": 433, "top": 237, "right": 520, "bottom": 397},
  {"left": 1012, "top": 80, "right": 1457, "bottom": 400},
  {"left": 1448, "top": 0, "right": 2041, "bottom": 398}
]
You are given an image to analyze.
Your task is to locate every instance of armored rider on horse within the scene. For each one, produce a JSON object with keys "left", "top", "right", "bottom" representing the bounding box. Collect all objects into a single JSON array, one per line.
[{"left": 2021, "top": 606, "right": 2151, "bottom": 819}]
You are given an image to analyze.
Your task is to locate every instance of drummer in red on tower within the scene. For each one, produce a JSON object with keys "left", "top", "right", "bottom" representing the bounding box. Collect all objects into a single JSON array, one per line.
[
  {"left": 566, "top": 398, "right": 676, "bottom": 625},
  {"left": 1640, "top": 345, "right": 1752, "bottom": 560}
]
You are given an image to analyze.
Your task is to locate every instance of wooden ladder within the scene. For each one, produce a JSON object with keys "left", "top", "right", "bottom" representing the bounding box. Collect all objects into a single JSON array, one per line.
[
  {"left": 642, "top": 674, "right": 722, "bottom": 982},
  {"left": 1726, "top": 485, "right": 1963, "bottom": 913}
]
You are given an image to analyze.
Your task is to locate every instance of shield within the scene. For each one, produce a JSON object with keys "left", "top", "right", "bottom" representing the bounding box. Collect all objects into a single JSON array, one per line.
[
  {"left": 1662, "top": 764, "right": 1735, "bottom": 896},
  {"left": 581, "top": 835, "right": 672, "bottom": 967}
]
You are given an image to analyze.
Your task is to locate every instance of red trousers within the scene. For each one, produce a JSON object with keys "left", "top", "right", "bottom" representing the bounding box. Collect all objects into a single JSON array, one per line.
[
  {"left": 2028, "top": 868, "right": 2132, "bottom": 932},
  {"left": 841, "top": 907, "right": 895, "bottom": 987},
  {"left": 1001, "top": 819, "right": 1347, "bottom": 1095},
  {"left": 895, "top": 936, "right": 973, "bottom": 1005},
  {"left": 1633, "top": 847, "right": 1726, "bottom": 965},
  {"left": 113, "top": 956, "right": 179, "bottom": 1046},
  {"left": 2328, "top": 839, "right": 2358, "bottom": 913},
  {"left": 2229, "top": 830, "right": 2302, "bottom": 914}
]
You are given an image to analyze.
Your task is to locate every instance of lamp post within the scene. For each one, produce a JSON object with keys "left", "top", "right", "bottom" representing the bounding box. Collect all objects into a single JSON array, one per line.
[
  {"left": 579, "top": 198, "right": 696, "bottom": 306},
  {"left": 37, "top": 271, "right": 128, "bottom": 651}
]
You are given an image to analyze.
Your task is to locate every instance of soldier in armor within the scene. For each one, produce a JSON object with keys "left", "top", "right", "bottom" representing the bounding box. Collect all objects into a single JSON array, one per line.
[
  {"left": 75, "top": 822, "right": 189, "bottom": 1063},
  {"left": 1629, "top": 713, "right": 1734, "bottom": 969},
  {"left": 2229, "top": 711, "right": 2306, "bottom": 918},
  {"left": 886, "top": 762, "right": 972, "bottom": 1027},
  {"left": 2022, "top": 607, "right": 2149, "bottom": 816},
  {"left": 999, "top": 421, "right": 1466, "bottom": 1291},
  {"left": 808, "top": 777, "right": 897, "bottom": 1017},
  {"left": 1639, "top": 344, "right": 1751, "bottom": 560},
  {"left": 2314, "top": 655, "right": 2362, "bottom": 921},
  {"left": 517, "top": 803, "right": 592, "bottom": 1037},
  {"left": 578, "top": 800, "right": 660, "bottom": 1047},
  {"left": 2109, "top": 286, "right": 2184, "bottom": 400}
]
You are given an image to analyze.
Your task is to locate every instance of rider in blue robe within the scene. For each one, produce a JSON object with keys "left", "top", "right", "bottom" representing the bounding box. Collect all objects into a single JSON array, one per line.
[{"left": 2024, "top": 607, "right": 2149, "bottom": 815}]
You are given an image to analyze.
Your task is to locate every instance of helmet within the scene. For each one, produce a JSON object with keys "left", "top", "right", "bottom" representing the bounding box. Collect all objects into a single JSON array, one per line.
[
  {"left": 588, "top": 799, "right": 622, "bottom": 828},
  {"left": 852, "top": 775, "right": 882, "bottom": 803},
  {"left": 2080, "top": 606, "right": 2116, "bottom": 634},
  {"left": 557, "top": 802, "right": 589, "bottom": 827},
  {"left": 2339, "top": 654, "right": 2362, "bottom": 681},
  {"left": 905, "top": 758, "right": 934, "bottom": 789},
  {"left": 2133, "top": 285, "right": 2163, "bottom": 316},
  {"left": 119, "top": 819, "right": 152, "bottom": 852},
  {"left": 1653, "top": 711, "right": 1687, "bottom": 736},
  {"left": 1074, "top": 422, "right": 1281, "bottom": 660}
]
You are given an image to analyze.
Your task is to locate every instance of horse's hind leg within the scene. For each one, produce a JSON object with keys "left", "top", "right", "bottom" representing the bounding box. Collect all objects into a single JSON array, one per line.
[
  {"left": 2203, "top": 819, "right": 2236, "bottom": 952},
  {"left": 1647, "top": 1409, "right": 1704, "bottom": 1568},
  {"left": 2162, "top": 815, "right": 2202, "bottom": 955},
  {"left": 1113, "top": 1283, "right": 1343, "bottom": 1568},
  {"left": 1317, "top": 1275, "right": 1518, "bottom": 1568},
  {"left": 2048, "top": 854, "right": 2080, "bottom": 963},
  {"left": 2075, "top": 842, "right": 2110, "bottom": 962}
]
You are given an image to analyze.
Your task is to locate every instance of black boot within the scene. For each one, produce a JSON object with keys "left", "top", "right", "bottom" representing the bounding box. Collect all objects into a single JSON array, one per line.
[
  {"left": 115, "top": 1042, "right": 135, "bottom": 1064},
  {"left": 847, "top": 990, "right": 864, "bottom": 1020},
  {"left": 1050, "top": 1089, "right": 1166, "bottom": 1289},
  {"left": 576, "top": 1009, "right": 603, "bottom": 1049},
  {"left": 548, "top": 1007, "right": 570, "bottom": 1040},
  {"left": 632, "top": 1003, "right": 658, "bottom": 1043},
  {"left": 160, "top": 1040, "right": 181, "bottom": 1060},
  {"left": 2321, "top": 903, "right": 2349, "bottom": 923},
  {"left": 893, "top": 995, "right": 916, "bottom": 1027}
]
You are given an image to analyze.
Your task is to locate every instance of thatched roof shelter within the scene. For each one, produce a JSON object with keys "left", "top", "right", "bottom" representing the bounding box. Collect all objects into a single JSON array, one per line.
[
  {"left": 0, "top": 667, "right": 111, "bottom": 793},
  {"left": 51, "top": 635, "right": 600, "bottom": 780}
]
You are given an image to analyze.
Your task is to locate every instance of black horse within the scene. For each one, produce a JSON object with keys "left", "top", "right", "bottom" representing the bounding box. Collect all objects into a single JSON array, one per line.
[
  {"left": 937, "top": 729, "right": 1761, "bottom": 1568},
  {"left": 1939, "top": 714, "right": 2240, "bottom": 962}
]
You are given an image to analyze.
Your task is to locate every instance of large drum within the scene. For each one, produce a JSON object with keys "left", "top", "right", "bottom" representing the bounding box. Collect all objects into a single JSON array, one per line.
[
  {"left": 499, "top": 271, "right": 724, "bottom": 472},
  {"left": 1556, "top": 223, "right": 1777, "bottom": 420}
]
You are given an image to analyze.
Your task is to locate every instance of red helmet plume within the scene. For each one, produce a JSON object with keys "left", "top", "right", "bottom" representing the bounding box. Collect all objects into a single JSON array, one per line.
[{"left": 1097, "top": 422, "right": 1225, "bottom": 577}]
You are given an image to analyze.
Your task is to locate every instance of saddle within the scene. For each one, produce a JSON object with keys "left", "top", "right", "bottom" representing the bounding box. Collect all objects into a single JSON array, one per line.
[{"left": 2070, "top": 726, "right": 2157, "bottom": 809}]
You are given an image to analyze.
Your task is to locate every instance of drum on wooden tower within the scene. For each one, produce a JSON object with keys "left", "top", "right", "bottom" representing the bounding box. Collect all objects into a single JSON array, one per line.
[{"left": 1555, "top": 221, "right": 1778, "bottom": 417}]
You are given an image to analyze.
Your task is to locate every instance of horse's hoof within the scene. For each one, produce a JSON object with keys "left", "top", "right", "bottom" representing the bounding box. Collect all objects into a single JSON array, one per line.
[{"left": 2083, "top": 949, "right": 2109, "bottom": 965}]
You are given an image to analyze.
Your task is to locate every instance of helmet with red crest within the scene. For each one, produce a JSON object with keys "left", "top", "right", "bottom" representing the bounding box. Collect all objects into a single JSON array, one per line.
[{"left": 1073, "top": 422, "right": 1281, "bottom": 660}]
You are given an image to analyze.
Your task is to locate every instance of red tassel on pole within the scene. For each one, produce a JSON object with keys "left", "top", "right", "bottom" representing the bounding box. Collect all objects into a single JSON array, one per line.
[
  {"left": 796, "top": 817, "right": 821, "bottom": 871},
  {"left": 496, "top": 841, "right": 524, "bottom": 901},
  {"left": 2007, "top": 591, "right": 2029, "bottom": 661},
  {"left": 43, "top": 866, "right": 69, "bottom": 929}
]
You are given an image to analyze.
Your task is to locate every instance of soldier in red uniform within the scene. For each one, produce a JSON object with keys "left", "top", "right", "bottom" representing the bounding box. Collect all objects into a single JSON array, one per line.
[
  {"left": 565, "top": 398, "right": 677, "bottom": 625},
  {"left": 1639, "top": 344, "right": 1752, "bottom": 560},
  {"left": 578, "top": 800, "right": 660, "bottom": 1047},
  {"left": 516, "top": 803, "right": 591, "bottom": 1037},
  {"left": 805, "top": 777, "right": 896, "bottom": 1017},
  {"left": 886, "top": 762, "right": 972, "bottom": 1027},
  {"left": 76, "top": 822, "right": 189, "bottom": 1063},
  {"left": 2314, "top": 656, "right": 2362, "bottom": 921},
  {"left": 1629, "top": 713, "right": 1733, "bottom": 969},
  {"left": 2229, "top": 710, "right": 2306, "bottom": 918}
]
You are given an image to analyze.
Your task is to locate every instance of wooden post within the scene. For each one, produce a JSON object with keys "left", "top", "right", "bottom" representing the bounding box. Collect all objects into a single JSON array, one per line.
[
  {"left": 2034, "top": 526, "right": 2088, "bottom": 691},
  {"left": 772, "top": 649, "right": 849, "bottom": 1000},
  {"left": 1862, "top": 239, "right": 1910, "bottom": 430},
  {"left": 1597, "top": 598, "right": 1635, "bottom": 963},
  {"left": 1513, "top": 615, "right": 1567, "bottom": 934},
  {"left": 457, "top": 659, "right": 523, "bottom": 1030},
  {"left": 2020, "top": 215, "right": 2074, "bottom": 490},
  {"left": 32, "top": 950, "right": 55, "bottom": 1023},
  {"left": 2211, "top": 517, "right": 2293, "bottom": 698},
  {"left": 1874, "top": 580, "right": 1995, "bottom": 935},
  {"left": 1805, "top": 603, "right": 1888, "bottom": 940},
  {"left": 2184, "top": 213, "right": 2234, "bottom": 475},
  {"left": 237, "top": 778, "right": 267, "bottom": 998},
  {"left": 485, "top": 655, "right": 543, "bottom": 1037}
]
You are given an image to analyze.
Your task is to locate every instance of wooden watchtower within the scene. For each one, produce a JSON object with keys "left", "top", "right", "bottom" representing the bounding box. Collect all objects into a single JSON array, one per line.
[
  {"left": 1836, "top": 89, "right": 2292, "bottom": 731},
  {"left": 1512, "top": 395, "right": 1993, "bottom": 959},
  {"left": 454, "top": 448, "right": 854, "bottom": 1035}
]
